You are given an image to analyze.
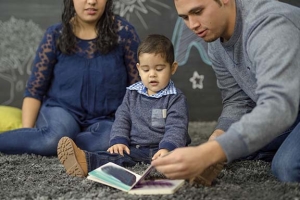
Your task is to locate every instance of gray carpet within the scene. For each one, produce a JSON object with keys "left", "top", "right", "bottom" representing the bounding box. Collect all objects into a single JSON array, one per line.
[{"left": 1, "top": 122, "right": 300, "bottom": 200}]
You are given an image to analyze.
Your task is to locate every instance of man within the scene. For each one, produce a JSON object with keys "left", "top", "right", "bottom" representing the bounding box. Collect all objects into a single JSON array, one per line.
[{"left": 152, "top": 0, "right": 300, "bottom": 183}]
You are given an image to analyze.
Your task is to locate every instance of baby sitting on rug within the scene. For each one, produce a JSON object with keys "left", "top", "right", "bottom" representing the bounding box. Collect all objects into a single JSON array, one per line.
[{"left": 57, "top": 34, "right": 222, "bottom": 186}]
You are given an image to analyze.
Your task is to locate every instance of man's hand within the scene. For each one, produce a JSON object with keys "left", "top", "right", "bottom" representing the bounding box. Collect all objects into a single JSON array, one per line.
[
  {"left": 208, "top": 129, "right": 224, "bottom": 141},
  {"left": 107, "top": 144, "right": 130, "bottom": 156},
  {"left": 151, "top": 141, "right": 226, "bottom": 180},
  {"left": 152, "top": 149, "right": 169, "bottom": 160}
]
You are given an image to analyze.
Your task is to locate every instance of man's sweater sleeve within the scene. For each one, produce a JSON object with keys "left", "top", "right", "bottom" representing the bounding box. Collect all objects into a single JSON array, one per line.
[
  {"left": 215, "top": 14, "right": 300, "bottom": 162},
  {"left": 209, "top": 50, "right": 256, "bottom": 132}
]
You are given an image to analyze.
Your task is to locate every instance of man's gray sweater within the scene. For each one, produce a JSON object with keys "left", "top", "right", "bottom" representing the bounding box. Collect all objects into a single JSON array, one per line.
[{"left": 210, "top": 0, "right": 300, "bottom": 162}]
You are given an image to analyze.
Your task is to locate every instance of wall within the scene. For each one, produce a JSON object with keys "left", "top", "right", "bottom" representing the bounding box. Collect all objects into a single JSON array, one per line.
[{"left": 0, "top": 0, "right": 299, "bottom": 121}]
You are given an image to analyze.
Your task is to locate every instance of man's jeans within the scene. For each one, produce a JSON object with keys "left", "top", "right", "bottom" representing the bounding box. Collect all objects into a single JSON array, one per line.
[
  {"left": 244, "top": 113, "right": 300, "bottom": 182},
  {"left": 0, "top": 105, "right": 112, "bottom": 155},
  {"left": 86, "top": 145, "right": 159, "bottom": 172}
]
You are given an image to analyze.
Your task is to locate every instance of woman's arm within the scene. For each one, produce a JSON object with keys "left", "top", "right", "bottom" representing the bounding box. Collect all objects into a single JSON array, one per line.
[
  {"left": 21, "top": 97, "right": 41, "bottom": 128},
  {"left": 22, "top": 25, "right": 59, "bottom": 128}
]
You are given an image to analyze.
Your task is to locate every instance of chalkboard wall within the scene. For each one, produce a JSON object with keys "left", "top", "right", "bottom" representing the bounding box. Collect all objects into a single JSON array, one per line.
[{"left": 0, "top": 0, "right": 299, "bottom": 121}]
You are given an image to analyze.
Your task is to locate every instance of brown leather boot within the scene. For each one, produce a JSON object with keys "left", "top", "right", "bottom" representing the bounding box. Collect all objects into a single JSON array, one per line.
[
  {"left": 189, "top": 163, "right": 224, "bottom": 186},
  {"left": 57, "top": 137, "right": 88, "bottom": 177}
]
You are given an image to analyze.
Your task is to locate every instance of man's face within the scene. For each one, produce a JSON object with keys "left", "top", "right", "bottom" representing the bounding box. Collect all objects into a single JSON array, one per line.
[{"left": 175, "top": 0, "right": 230, "bottom": 42}]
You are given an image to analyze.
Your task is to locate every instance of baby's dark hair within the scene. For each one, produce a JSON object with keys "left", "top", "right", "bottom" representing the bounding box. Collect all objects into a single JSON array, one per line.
[{"left": 137, "top": 34, "right": 174, "bottom": 65}]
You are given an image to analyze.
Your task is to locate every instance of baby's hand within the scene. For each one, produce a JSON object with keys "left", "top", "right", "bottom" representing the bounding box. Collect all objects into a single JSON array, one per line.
[
  {"left": 107, "top": 144, "right": 130, "bottom": 156},
  {"left": 152, "top": 149, "right": 169, "bottom": 160}
]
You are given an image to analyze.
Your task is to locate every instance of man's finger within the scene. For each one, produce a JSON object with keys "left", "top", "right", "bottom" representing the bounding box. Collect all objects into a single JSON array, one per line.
[
  {"left": 151, "top": 154, "right": 175, "bottom": 166},
  {"left": 152, "top": 153, "right": 159, "bottom": 160},
  {"left": 156, "top": 168, "right": 191, "bottom": 180}
]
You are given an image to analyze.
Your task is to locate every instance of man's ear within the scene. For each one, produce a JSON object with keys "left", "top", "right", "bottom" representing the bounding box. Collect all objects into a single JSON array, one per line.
[
  {"left": 171, "top": 62, "right": 178, "bottom": 75},
  {"left": 222, "top": 0, "right": 230, "bottom": 6}
]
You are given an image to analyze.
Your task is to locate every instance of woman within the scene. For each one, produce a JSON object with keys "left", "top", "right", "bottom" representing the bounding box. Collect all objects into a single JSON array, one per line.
[{"left": 0, "top": 0, "right": 140, "bottom": 155}]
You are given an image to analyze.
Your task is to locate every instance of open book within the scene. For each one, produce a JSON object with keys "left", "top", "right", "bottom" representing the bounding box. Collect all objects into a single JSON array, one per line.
[{"left": 87, "top": 162, "right": 185, "bottom": 195}]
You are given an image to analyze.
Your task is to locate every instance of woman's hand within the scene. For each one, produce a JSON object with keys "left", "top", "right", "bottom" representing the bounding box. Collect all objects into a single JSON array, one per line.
[{"left": 22, "top": 97, "right": 41, "bottom": 128}]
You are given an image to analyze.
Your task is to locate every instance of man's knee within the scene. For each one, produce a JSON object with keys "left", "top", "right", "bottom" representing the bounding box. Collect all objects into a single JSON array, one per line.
[{"left": 271, "top": 155, "right": 299, "bottom": 182}]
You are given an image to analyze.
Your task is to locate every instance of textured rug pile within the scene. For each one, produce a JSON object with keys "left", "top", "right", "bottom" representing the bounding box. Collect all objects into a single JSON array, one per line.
[{"left": 1, "top": 122, "right": 299, "bottom": 199}]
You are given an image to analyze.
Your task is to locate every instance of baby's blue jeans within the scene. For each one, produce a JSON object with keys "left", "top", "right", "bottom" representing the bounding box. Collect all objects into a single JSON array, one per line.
[{"left": 85, "top": 145, "right": 159, "bottom": 172}]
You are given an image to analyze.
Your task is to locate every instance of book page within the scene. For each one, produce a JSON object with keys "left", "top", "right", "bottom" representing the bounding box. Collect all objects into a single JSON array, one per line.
[
  {"left": 128, "top": 179, "right": 185, "bottom": 195},
  {"left": 87, "top": 162, "right": 185, "bottom": 194},
  {"left": 87, "top": 162, "right": 141, "bottom": 192}
]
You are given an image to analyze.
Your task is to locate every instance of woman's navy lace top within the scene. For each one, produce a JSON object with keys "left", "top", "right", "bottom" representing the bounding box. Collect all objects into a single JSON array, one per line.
[{"left": 24, "top": 15, "right": 140, "bottom": 127}]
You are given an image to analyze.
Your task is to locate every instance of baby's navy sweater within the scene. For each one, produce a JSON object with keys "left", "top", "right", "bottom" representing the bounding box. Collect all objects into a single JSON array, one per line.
[{"left": 110, "top": 85, "right": 190, "bottom": 151}]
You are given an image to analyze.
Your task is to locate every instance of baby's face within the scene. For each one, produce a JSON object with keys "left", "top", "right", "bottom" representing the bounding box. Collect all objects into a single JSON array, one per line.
[{"left": 137, "top": 53, "right": 175, "bottom": 96}]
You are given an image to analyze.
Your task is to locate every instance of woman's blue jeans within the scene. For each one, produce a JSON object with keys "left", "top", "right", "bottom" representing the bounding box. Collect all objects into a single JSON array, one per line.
[
  {"left": 0, "top": 105, "right": 113, "bottom": 156},
  {"left": 244, "top": 114, "right": 300, "bottom": 182}
]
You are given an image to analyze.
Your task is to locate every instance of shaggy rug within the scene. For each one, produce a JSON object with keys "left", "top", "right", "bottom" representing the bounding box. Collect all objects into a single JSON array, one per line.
[{"left": 1, "top": 122, "right": 300, "bottom": 200}]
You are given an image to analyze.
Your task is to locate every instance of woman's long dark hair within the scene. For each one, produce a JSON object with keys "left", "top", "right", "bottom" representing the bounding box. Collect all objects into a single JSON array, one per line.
[{"left": 57, "top": 0, "right": 118, "bottom": 54}]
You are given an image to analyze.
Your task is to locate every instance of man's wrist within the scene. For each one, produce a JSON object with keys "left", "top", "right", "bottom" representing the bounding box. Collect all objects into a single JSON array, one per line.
[{"left": 197, "top": 140, "right": 227, "bottom": 166}]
